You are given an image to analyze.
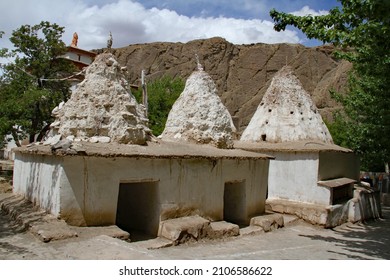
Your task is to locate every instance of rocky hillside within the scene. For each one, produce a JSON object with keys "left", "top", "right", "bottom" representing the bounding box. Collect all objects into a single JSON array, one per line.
[{"left": 101, "top": 37, "right": 351, "bottom": 133}]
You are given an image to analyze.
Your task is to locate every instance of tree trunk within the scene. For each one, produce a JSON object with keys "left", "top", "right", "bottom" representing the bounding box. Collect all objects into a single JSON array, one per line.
[
  {"left": 36, "top": 123, "right": 51, "bottom": 142},
  {"left": 29, "top": 102, "right": 41, "bottom": 143},
  {"left": 10, "top": 129, "right": 22, "bottom": 147}
]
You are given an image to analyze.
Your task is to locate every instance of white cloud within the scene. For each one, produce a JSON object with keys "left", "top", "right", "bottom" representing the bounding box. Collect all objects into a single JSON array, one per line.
[
  {"left": 291, "top": 5, "right": 329, "bottom": 17},
  {"left": 0, "top": 0, "right": 301, "bottom": 52},
  {"left": 65, "top": 0, "right": 301, "bottom": 48}
]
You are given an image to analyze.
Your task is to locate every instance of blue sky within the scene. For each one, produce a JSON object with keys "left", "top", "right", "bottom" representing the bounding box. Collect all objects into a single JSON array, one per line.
[
  {"left": 0, "top": 0, "right": 341, "bottom": 50},
  {"left": 139, "top": 0, "right": 339, "bottom": 19},
  {"left": 83, "top": 0, "right": 340, "bottom": 19}
]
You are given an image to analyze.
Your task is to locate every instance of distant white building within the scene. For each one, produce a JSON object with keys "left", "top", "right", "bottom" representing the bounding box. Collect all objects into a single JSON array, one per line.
[
  {"left": 61, "top": 32, "right": 97, "bottom": 90},
  {"left": 62, "top": 46, "right": 96, "bottom": 72}
]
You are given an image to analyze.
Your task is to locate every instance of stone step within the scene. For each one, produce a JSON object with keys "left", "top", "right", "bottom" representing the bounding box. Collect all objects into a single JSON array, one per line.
[
  {"left": 158, "top": 215, "right": 212, "bottom": 245},
  {"left": 209, "top": 221, "right": 239, "bottom": 239},
  {"left": 158, "top": 214, "right": 288, "bottom": 245},
  {"left": 134, "top": 237, "right": 174, "bottom": 250},
  {"left": 0, "top": 194, "right": 129, "bottom": 242},
  {"left": 250, "top": 213, "right": 284, "bottom": 232},
  {"left": 158, "top": 216, "right": 244, "bottom": 244},
  {"left": 239, "top": 226, "right": 265, "bottom": 236}
]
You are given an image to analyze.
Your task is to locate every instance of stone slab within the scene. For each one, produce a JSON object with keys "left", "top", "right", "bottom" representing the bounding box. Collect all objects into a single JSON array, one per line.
[
  {"left": 158, "top": 215, "right": 211, "bottom": 244},
  {"left": 209, "top": 221, "right": 240, "bottom": 239},
  {"left": 134, "top": 237, "right": 174, "bottom": 250},
  {"left": 267, "top": 191, "right": 382, "bottom": 229},
  {"left": 30, "top": 219, "right": 78, "bottom": 242},
  {"left": 282, "top": 214, "right": 300, "bottom": 225},
  {"left": 73, "top": 225, "right": 130, "bottom": 241},
  {"left": 250, "top": 213, "right": 284, "bottom": 232},
  {"left": 0, "top": 194, "right": 48, "bottom": 229},
  {"left": 0, "top": 194, "right": 129, "bottom": 242},
  {"left": 267, "top": 198, "right": 329, "bottom": 226},
  {"left": 239, "top": 226, "right": 265, "bottom": 236}
]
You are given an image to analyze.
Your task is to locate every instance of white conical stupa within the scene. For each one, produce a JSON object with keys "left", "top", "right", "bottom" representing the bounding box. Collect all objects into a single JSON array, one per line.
[
  {"left": 240, "top": 66, "right": 333, "bottom": 144},
  {"left": 160, "top": 62, "right": 236, "bottom": 149},
  {"left": 50, "top": 53, "right": 151, "bottom": 145}
]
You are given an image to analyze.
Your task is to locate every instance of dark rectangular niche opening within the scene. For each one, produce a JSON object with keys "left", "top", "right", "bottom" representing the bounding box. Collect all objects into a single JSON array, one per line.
[
  {"left": 116, "top": 181, "right": 160, "bottom": 241},
  {"left": 224, "top": 180, "right": 247, "bottom": 227}
]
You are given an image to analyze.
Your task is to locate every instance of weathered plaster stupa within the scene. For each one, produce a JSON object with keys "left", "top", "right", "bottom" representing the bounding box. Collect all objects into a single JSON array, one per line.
[
  {"left": 49, "top": 53, "right": 150, "bottom": 145},
  {"left": 240, "top": 66, "right": 333, "bottom": 144},
  {"left": 160, "top": 62, "right": 236, "bottom": 149}
]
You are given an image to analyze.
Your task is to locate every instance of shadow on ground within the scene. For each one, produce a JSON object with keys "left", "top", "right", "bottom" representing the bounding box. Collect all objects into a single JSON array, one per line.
[
  {"left": 0, "top": 211, "right": 27, "bottom": 238},
  {"left": 298, "top": 206, "right": 390, "bottom": 259},
  {"left": 0, "top": 209, "right": 33, "bottom": 257}
]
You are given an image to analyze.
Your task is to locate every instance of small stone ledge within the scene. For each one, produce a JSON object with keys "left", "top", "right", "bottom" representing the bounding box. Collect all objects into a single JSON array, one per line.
[
  {"left": 75, "top": 225, "right": 130, "bottom": 241},
  {"left": 158, "top": 215, "right": 212, "bottom": 245},
  {"left": 30, "top": 220, "right": 79, "bottom": 243},
  {"left": 136, "top": 237, "right": 174, "bottom": 250},
  {"left": 209, "top": 221, "right": 240, "bottom": 239},
  {"left": 157, "top": 217, "right": 242, "bottom": 245},
  {"left": 266, "top": 191, "right": 382, "bottom": 228},
  {"left": 157, "top": 214, "right": 290, "bottom": 245},
  {"left": 0, "top": 194, "right": 79, "bottom": 242},
  {"left": 239, "top": 226, "right": 265, "bottom": 236},
  {"left": 0, "top": 194, "right": 130, "bottom": 242},
  {"left": 250, "top": 213, "right": 284, "bottom": 232},
  {"left": 266, "top": 198, "right": 328, "bottom": 226},
  {"left": 0, "top": 194, "right": 48, "bottom": 230}
]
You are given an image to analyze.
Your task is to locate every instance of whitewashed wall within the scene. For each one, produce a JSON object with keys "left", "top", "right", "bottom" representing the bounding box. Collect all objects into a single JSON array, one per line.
[
  {"left": 267, "top": 152, "right": 331, "bottom": 205},
  {"left": 63, "top": 52, "right": 93, "bottom": 65},
  {"left": 13, "top": 152, "right": 269, "bottom": 227},
  {"left": 13, "top": 154, "right": 65, "bottom": 215},
  {"left": 267, "top": 150, "right": 359, "bottom": 206}
]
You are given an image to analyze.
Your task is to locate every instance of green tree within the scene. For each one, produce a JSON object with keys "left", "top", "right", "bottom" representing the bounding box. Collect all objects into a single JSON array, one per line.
[
  {"left": 270, "top": 0, "right": 390, "bottom": 171},
  {"left": 133, "top": 76, "right": 184, "bottom": 136},
  {"left": 0, "top": 21, "right": 75, "bottom": 146}
]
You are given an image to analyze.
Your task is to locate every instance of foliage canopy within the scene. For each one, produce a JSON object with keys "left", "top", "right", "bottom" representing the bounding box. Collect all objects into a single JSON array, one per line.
[
  {"left": 270, "top": 0, "right": 390, "bottom": 171},
  {"left": 0, "top": 21, "right": 75, "bottom": 147},
  {"left": 133, "top": 76, "right": 184, "bottom": 136}
]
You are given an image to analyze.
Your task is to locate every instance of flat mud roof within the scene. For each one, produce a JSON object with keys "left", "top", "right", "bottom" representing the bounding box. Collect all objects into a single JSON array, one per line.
[
  {"left": 235, "top": 140, "right": 353, "bottom": 153},
  {"left": 14, "top": 140, "right": 273, "bottom": 160}
]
